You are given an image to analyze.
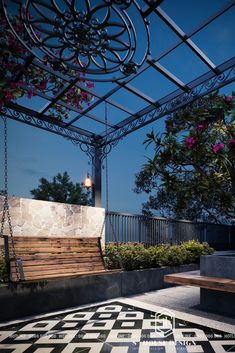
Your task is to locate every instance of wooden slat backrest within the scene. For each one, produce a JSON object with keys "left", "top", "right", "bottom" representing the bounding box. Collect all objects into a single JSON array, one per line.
[{"left": 5, "top": 236, "right": 106, "bottom": 281}]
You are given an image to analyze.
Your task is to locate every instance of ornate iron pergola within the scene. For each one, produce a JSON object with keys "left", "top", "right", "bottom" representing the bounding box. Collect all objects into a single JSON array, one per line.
[{"left": 1, "top": 0, "right": 235, "bottom": 206}]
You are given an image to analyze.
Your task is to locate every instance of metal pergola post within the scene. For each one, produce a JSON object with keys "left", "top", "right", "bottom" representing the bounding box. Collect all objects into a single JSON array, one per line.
[{"left": 91, "top": 147, "right": 102, "bottom": 208}]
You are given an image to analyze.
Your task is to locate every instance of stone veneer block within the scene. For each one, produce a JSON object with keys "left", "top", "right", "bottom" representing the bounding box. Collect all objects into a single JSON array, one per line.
[{"left": 0, "top": 197, "right": 105, "bottom": 243}]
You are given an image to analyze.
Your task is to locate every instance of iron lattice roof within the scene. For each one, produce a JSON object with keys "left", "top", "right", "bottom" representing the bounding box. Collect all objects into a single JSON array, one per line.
[{"left": 1, "top": 0, "right": 235, "bottom": 158}]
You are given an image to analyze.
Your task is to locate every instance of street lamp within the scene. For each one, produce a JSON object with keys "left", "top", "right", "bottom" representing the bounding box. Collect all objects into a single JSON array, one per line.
[
  {"left": 84, "top": 173, "right": 92, "bottom": 188},
  {"left": 83, "top": 173, "right": 95, "bottom": 206}
]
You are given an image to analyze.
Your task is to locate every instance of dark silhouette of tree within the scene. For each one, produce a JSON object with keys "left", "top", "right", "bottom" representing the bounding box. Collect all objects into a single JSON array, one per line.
[{"left": 31, "top": 171, "right": 91, "bottom": 206}]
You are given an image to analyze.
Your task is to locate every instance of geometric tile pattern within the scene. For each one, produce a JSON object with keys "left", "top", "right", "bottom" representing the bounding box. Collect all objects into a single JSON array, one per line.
[{"left": 0, "top": 301, "right": 234, "bottom": 353}]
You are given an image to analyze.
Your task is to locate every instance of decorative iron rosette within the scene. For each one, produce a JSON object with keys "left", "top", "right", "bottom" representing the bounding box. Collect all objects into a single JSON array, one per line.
[{"left": 2, "top": 0, "right": 150, "bottom": 81}]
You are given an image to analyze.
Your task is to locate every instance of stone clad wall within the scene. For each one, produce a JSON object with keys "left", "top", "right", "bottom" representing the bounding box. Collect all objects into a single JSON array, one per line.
[{"left": 0, "top": 197, "right": 105, "bottom": 242}]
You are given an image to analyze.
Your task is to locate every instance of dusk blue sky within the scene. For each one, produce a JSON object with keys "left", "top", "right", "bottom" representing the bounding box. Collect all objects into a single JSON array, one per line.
[{"left": 0, "top": 0, "right": 235, "bottom": 214}]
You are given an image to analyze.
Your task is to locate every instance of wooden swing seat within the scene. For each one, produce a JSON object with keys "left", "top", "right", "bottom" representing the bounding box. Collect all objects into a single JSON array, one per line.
[{"left": 4, "top": 235, "right": 111, "bottom": 282}]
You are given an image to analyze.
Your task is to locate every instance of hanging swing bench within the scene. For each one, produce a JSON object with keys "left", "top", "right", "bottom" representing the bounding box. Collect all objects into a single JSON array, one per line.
[
  {"left": 1, "top": 116, "right": 122, "bottom": 283},
  {"left": 3, "top": 235, "right": 108, "bottom": 282}
]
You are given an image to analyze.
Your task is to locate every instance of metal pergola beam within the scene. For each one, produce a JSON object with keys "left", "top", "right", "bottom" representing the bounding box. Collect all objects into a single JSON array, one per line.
[
  {"left": 147, "top": 59, "right": 190, "bottom": 92},
  {"left": 99, "top": 56, "right": 235, "bottom": 146},
  {"left": 116, "top": 82, "right": 160, "bottom": 106},
  {"left": 67, "top": 0, "right": 234, "bottom": 126},
  {"left": 1, "top": 0, "right": 234, "bottom": 209},
  {"left": 22, "top": 60, "right": 135, "bottom": 127},
  {"left": 3, "top": 102, "right": 96, "bottom": 143},
  {"left": 9, "top": 0, "right": 232, "bottom": 137},
  {"left": 154, "top": 7, "right": 219, "bottom": 74}
]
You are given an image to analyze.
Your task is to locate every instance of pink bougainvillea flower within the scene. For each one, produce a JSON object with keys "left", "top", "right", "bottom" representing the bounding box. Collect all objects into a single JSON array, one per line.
[
  {"left": 27, "top": 90, "right": 34, "bottom": 99},
  {"left": 4, "top": 91, "right": 14, "bottom": 100},
  {"left": 196, "top": 123, "right": 207, "bottom": 130},
  {"left": 10, "top": 82, "right": 20, "bottom": 89},
  {"left": 86, "top": 82, "right": 94, "bottom": 89},
  {"left": 228, "top": 139, "right": 235, "bottom": 148},
  {"left": 37, "top": 80, "right": 47, "bottom": 91},
  {"left": 18, "top": 80, "right": 26, "bottom": 86},
  {"left": 185, "top": 136, "right": 196, "bottom": 149},
  {"left": 225, "top": 95, "right": 233, "bottom": 104},
  {"left": 212, "top": 143, "right": 224, "bottom": 153}
]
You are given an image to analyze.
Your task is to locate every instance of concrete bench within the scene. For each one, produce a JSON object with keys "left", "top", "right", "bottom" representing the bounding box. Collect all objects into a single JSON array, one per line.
[{"left": 164, "top": 271, "right": 235, "bottom": 293}]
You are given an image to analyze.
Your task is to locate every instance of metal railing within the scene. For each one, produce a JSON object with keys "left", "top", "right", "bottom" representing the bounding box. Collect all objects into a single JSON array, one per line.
[{"left": 105, "top": 211, "right": 235, "bottom": 248}]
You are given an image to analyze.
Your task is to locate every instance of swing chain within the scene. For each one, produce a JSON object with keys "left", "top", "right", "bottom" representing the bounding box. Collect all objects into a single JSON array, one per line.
[
  {"left": 0, "top": 117, "right": 20, "bottom": 281},
  {"left": 101, "top": 103, "right": 123, "bottom": 270}
]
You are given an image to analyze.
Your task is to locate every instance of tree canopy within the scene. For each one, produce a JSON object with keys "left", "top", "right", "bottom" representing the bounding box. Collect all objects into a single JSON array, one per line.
[
  {"left": 135, "top": 92, "right": 235, "bottom": 224},
  {"left": 30, "top": 171, "right": 91, "bottom": 206}
]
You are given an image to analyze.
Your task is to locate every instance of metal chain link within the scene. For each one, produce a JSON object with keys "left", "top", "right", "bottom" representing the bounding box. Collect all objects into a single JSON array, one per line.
[
  {"left": 102, "top": 103, "right": 123, "bottom": 269},
  {"left": 1, "top": 117, "right": 20, "bottom": 280}
]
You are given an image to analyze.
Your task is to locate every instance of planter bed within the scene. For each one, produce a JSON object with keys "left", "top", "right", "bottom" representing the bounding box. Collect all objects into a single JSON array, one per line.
[{"left": 0, "top": 263, "right": 199, "bottom": 322}]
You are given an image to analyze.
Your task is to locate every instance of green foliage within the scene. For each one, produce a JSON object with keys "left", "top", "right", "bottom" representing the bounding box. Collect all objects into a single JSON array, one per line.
[
  {"left": 135, "top": 92, "right": 235, "bottom": 223},
  {"left": 105, "top": 240, "right": 214, "bottom": 271},
  {"left": 30, "top": 171, "right": 91, "bottom": 205},
  {"left": 0, "top": 248, "right": 7, "bottom": 283},
  {"left": 180, "top": 240, "right": 214, "bottom": 263}
]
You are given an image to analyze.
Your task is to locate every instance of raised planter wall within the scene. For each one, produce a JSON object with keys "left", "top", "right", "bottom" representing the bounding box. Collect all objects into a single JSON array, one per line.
[
  {"left": 0, "top": 197, "right": 105, "bottom": 245},
  {"left": 0, "top": 263, "right": 199, "bottom": 322}
]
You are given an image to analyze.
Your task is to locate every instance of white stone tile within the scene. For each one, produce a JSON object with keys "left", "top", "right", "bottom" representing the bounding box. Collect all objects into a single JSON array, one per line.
[
  {"left": 61, "top": 342, "right": 104, "bottom": 353},
  {"left": 139, "top": 341, "right": 176, "bottom": 353},
  {"left": 142, "top": 319, "right": 158, "bottom": 330},
  {"left": 62, "top": 323, "right": 78, "bottom": 328},
  {"left": 14, "top": 333, "right": 36, "bottom": 341},
  {"left": 110, "top": 347, "right": 129, "bottom": 353},
  {"left": 98, "top": 314, "right": 112, "bottom": 319},
  {"left": 63, "top": 312, "right": 94, "bottom": 321},
  {"left": 82, "top": 332, "right": 101, "bottom": 340},
  {"left": 0, "top": 331, "right": 16, "bottom": 342},
  {"left": 106, "top": 329, "right": 141, "bottom": 343},
  {"left": 117, "top": 311, "right": 144, "bottom": 320},
  {"left": 82, "top": 320, "right": 115, "bottom": 330},
  {"left": 97, "top": 305, "right": 123, "bottom": 312},
  {"left": 210, "top": 340, "right": 235, "bottom": 353},
  {"left": 19, "top": 321, "right": 58, "bottom": 332},
  {"left": 0, "top": 344, "right": 31, "bottom": 353},
  {"left": 121, "top": 322, "right": 136, "bottom": 327},
  {"left": 35, "top": 330, "right": 78, "bottom": 344},
  {"left": 186, "top": 345, "right": 205, "bottom": 353},
  {"left": 33, "top": 348, "right": 54, "bottom": 353},
  {"left": 173, "top": 329, "right": 208, "bottom": 342}
]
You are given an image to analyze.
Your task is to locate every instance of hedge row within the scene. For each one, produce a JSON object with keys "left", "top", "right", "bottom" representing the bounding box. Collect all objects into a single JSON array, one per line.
[
  {"left": 104, "top": 240, "right": 214, "bottom": 271},
  {"left": 0, "top": 240, "right": 214, "bottom": 282}
]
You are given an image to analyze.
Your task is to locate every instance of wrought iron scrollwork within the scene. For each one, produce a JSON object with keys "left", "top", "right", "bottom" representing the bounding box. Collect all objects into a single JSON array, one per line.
[
  {"left": 2, "top": 104, "right": 115, "bottom": 162},
  {"left": 2, "top": 105, "right": 93, "bottom": 148},
  {"left": 104, "top": 62, "right": 235, "bottom": 146},
  {"left": 2, "top": 0, "right": 150, "bottom": 81}
]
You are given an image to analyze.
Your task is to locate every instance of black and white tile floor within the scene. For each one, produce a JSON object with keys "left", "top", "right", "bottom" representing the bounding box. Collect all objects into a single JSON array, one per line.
[{"left": 0, "top": 300, "right": 235, "bottom": 353}]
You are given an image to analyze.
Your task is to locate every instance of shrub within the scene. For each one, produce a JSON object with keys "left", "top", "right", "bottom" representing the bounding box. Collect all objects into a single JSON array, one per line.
[
  {"left": 180, "top": 240, "right": 214, "bottom": 264},
  {"left": 104, "top": 240, "right": 214, "bottom": 271}
]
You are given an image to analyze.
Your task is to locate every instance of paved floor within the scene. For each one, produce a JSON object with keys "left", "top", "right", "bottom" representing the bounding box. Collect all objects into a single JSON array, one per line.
[
  {"left": 0, "top": 285, "right": 235, "bottom": 353},
  {"left": 131, "top": 285, "right": 235, "bottom": 327}
]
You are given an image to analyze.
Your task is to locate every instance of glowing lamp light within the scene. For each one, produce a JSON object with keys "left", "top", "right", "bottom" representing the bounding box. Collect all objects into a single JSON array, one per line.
[{"left": 84, "top": 174, "right": 92, "bottom": 188}]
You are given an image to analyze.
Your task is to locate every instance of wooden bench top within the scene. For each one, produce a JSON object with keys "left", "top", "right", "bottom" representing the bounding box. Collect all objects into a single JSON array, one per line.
[
  {"left": 4, "top": 235, "right": 110, "bottom": 282},
  {"left": 164, "top": 271, "right": 235, "bottom": 293}
]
